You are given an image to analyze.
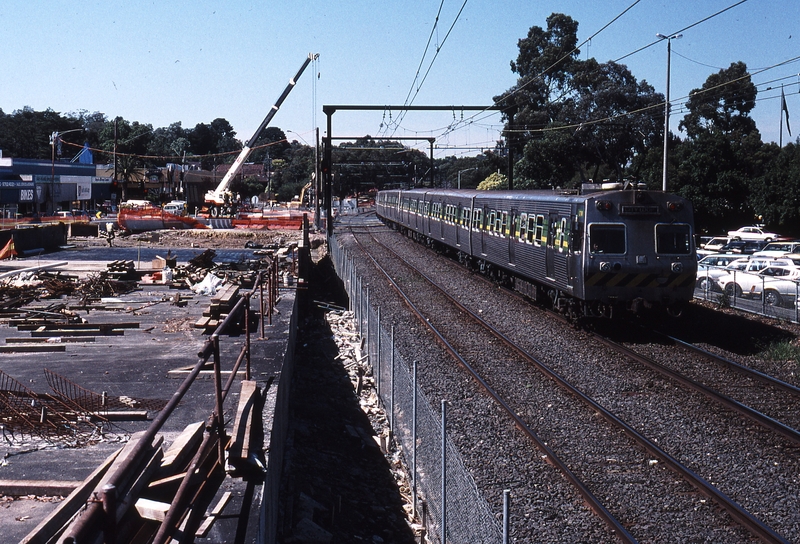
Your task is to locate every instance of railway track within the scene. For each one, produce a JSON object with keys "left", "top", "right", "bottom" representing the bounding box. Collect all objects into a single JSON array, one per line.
[
  {"left": 344, "top": 230, "right": 782, "bottom": 541},
  {"left": 340, "top": 220, "right": 798, "bottom": 541}
]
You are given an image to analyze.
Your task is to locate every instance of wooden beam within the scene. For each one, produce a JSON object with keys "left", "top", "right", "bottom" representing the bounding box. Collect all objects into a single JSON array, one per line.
[
  {"left": 160, "top": 421, "right": 205, "bottom": 473},
  {"left": 20, "top": 448, "right": 121, "bottom": 544},
  {"left": 0, "top": 480, "right": 78, "bottom": 497},
  {"left": 6, "top": 336, "right": 96, "bottom": 343},
  {"left": 195, "top": 491, "right": 232, "bottom": 538},
  {"left": 226, "top": 380, "right": 259, "bottom": 465},
  {"left": 0, "top": 344, "right": 66, "bottom": 353},
  {"left": 135, "top": 497, "right": 171, "bottom": 522}
]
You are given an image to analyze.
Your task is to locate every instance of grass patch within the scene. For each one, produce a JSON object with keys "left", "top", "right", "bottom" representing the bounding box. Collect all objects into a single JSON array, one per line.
[{"left": 761, "top": 339, "right": 800, "bottom": 363}]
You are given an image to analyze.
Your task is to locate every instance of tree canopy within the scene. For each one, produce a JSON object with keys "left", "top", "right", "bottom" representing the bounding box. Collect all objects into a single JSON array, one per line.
[{"left": 2, "top": 12, "right": 799, "bottom": 233}]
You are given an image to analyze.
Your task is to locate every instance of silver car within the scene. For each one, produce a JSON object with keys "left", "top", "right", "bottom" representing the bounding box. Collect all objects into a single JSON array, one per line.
[{"left": 696, "top": 257, "right": 750, "bottom": 291}]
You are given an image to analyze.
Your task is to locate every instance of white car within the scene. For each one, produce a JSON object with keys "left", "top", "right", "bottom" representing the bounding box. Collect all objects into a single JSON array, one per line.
[
  {"left": 751, "top": 241, "right": 800, "bottom": 258},
  {"left": 715, "top": 262, "right": 800, "bottom": 306},
  {"left": 696, "top": 257, "right": 751, "bottom": 291},
  {"left": 727, "top": 226, "right": 779, "bottom": 242},
  {"left": 700, "top": 236, "right": 730, "bottom": 251}
]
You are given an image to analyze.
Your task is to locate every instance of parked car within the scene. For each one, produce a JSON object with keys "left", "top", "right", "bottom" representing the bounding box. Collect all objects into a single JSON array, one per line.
[
  {"left": 751, "top": 240, "right": 800, "bottom": 258},
  {"left": 715, "top": 261, "right": 800, "bottom": 306},
  {"left": 700, "top": 236, "right": 730, "bottom": 251},
  {"left": 719, "top": 240, "right": 769, "bottom": 255},
  {"left": 727, "top": 226, "right": 779, "bottom": 241},
  {"left": 696, "top": 257, "right": 751, "bottom": 291},
  {"left": 697, "top": 254, "right": 742, "bottom": 270}
]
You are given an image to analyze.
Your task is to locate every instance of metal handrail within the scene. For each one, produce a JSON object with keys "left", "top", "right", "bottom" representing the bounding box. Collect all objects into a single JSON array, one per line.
[{"left": 63, "top": 267, "right": 275, "bottom": 543}]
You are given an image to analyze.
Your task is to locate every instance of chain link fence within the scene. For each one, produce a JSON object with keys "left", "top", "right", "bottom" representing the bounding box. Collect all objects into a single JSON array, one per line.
[
  {"left": 330, "top": 234, "right": 503, "bottom": 543},
  {"left": 694, "top": 268, "right": 800, "bottom": 323}
]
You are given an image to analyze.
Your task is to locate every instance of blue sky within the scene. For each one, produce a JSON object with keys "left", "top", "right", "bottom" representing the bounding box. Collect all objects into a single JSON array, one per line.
[{"left": 2, "top": 1, "right": 798, "bottom": 159}]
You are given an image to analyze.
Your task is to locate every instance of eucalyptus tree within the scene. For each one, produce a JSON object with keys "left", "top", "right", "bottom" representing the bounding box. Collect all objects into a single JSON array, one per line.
[
  {"left": 496, "top": 13, "right": 663, "bottom": 189},
  {"left": 673, "top": 61, "right": 763, "bottom": 231},
  {"left": 748, "top": 142, "right": 800, "bottom": 234}
]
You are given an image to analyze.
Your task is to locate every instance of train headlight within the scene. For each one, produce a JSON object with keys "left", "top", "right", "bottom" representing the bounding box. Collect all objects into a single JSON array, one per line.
[
  {"left": 600, "top": 261, "right": 611, "bottom": 272},
  {"left": 595, "top": 200, "right": 613, "bottom": 211},
  {"left": 667, "top": 201, "right": 683, "bottom": 212},
  {"left": 671, "top": 262, "right": 684, "bottom": 273}
]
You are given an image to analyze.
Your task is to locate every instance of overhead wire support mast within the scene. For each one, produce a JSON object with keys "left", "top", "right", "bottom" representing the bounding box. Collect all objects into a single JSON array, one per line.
[
  {"left": 204, "top": 53, "right": 319, "bottom": 218},
  {"left": 321, "top": 105, "right": 507, "bottom": 235}
]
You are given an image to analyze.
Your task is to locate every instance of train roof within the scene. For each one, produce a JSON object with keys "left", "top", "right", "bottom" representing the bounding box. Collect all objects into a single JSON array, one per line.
[{"left": 380, "top": 185, "right": 685, "bottom": 204}]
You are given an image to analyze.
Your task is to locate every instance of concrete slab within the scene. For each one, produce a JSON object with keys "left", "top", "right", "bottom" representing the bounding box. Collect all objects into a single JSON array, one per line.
[{"left": 0, "top": 257, "right": 298, "bottom": 543}]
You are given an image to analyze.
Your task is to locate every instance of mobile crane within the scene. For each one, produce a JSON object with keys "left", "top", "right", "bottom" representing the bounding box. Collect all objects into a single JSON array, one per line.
[{"left": 204, "top": 53, "right": 318, "bottom": 218}]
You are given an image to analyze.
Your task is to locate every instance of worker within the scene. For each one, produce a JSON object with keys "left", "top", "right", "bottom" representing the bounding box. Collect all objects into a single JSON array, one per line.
[{"left": 106, "top": 222, "right": 115, "bottom": 247}]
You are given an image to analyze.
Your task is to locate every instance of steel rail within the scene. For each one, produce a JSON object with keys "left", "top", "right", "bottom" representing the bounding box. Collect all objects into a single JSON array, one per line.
[
  {"left": 659, "top": 331, "right": 800, "bottom": 398},
  {"left": 591, "top": 334, "right": 800, "bottom": 446},
  {"left": 359, "top": 231, "right": 790, "bottom": 544},
  {"left": 350, "top": 233, "right": 638, "bottom": 544}
]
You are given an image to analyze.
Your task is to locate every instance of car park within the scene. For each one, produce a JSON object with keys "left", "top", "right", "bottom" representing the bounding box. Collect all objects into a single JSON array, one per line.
[
  {"left": 719, "top": 240, "right": 768, "bottom": 255},
  {"left": 751, "top": 240, "right": 800, "bottom": 258},
  {"left": 727, "top": 226, "right": 779, "bottom": 241}
]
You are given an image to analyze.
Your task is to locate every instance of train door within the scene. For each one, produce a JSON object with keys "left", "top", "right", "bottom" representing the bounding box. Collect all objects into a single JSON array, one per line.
[
  {"left": 508, "top": 208, "right": 517, "bottom": 266},
  {"left": 567, "top": 205, "right": 583, "bottom": 288},
  {"left": 468, "top": 197, "right": 477, "bottom": 257},
  {"left": 546, "top": 212, "right": 557, "bottom": 279},
  {"left": 479, "top": 205, "right": 488, "bottom": 255},
  {"left": 455, "top": 203, "right": 462, "bottom": 247}
]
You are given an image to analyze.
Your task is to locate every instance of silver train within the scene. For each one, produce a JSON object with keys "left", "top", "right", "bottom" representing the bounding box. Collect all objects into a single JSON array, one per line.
[{"left": 376, "top": 183, "right": 697, "bottom": 318}]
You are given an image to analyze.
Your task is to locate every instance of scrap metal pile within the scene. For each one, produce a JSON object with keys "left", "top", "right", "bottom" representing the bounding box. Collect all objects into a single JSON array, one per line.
[
  {"left": 0, "top": 245, "right": 294, "bottom": 314},
  {"left": 0, "top": 269, "right": 138, "bottom": 314}
]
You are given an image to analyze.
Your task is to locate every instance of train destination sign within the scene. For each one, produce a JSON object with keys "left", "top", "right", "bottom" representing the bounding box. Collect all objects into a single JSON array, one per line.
[{"left": 620, "top": 205, "right": 659, "bottom": 215}]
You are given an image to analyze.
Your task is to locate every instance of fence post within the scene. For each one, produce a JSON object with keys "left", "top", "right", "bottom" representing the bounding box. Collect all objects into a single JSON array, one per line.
[
  {"left": 412, "top": 360, "right": 418, "bottom": 522},
  {"left": 376, "top": 306, "right": 381, "bottom": 398},
  {"left": 259, "top": 271, "right": 266, "bottom": 340},
  {"left": 212, "top": 335, "right": 226, "bottom": 465},
  {"left": 102, "top": 484, "right": 117, "bottom": 544},
  {"left": 245, "top": 292, "right": 251, "bottom": 380},
  {"left": 390, "top": 325, "right": 395, "bottom": 431},
  {"left": 503, "top": 489, "right": 511, "bottom": 544},
  {"left": 441, "top": 399, "right": 447, "bottom": 544}
]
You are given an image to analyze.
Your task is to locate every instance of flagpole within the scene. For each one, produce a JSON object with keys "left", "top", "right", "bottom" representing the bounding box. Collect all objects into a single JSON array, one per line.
[{"left": 780, "top": 84, "right": 784, "bottom": 147}]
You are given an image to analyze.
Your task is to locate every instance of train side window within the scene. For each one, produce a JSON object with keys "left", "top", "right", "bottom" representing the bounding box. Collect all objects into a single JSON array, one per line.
[
  {"left": 461, "top": 207, "right": 470, "bottom": 226},
  {"left": 534, "top": 215, "right": 545, "bottom": 247},
  {"left": 556, "top": 217, "right": 569, "bottom": 252},
  {"left": 655, "top": 223, "right": 692, "bottom": 255},
  {"left": 494, "top": 212, "right": 503, "bottom": 235},
  {"left": 526, "top": 216, "right": 536, "bottom": 243},
  {"left": 518, "top": 213, "right": 527, "bottom": 241},
  {"left": 500, "top": 211, "right": 508, "bottom": 237},
  {"left": 472, "top": 208, "right": 482, "bottom": 230},
  {"left": 487, "top": 210, "right": 497, "bottom": 233},
  {"left": 589, "top": 224, "right": 626, "bottom": 254}
]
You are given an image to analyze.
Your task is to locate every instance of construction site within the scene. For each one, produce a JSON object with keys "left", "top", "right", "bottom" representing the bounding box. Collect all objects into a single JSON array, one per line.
[{"left": 0, "top": 219, "right": 331, "bottom": 543}]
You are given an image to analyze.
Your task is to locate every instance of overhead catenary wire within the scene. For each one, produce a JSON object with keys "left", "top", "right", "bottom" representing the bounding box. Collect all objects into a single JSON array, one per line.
[
  {"left": 387, "top": 0, "right": 472, "bottom": 138},
  {"left": 439, "top": 0, "right": 754, "bottom": 144}
]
